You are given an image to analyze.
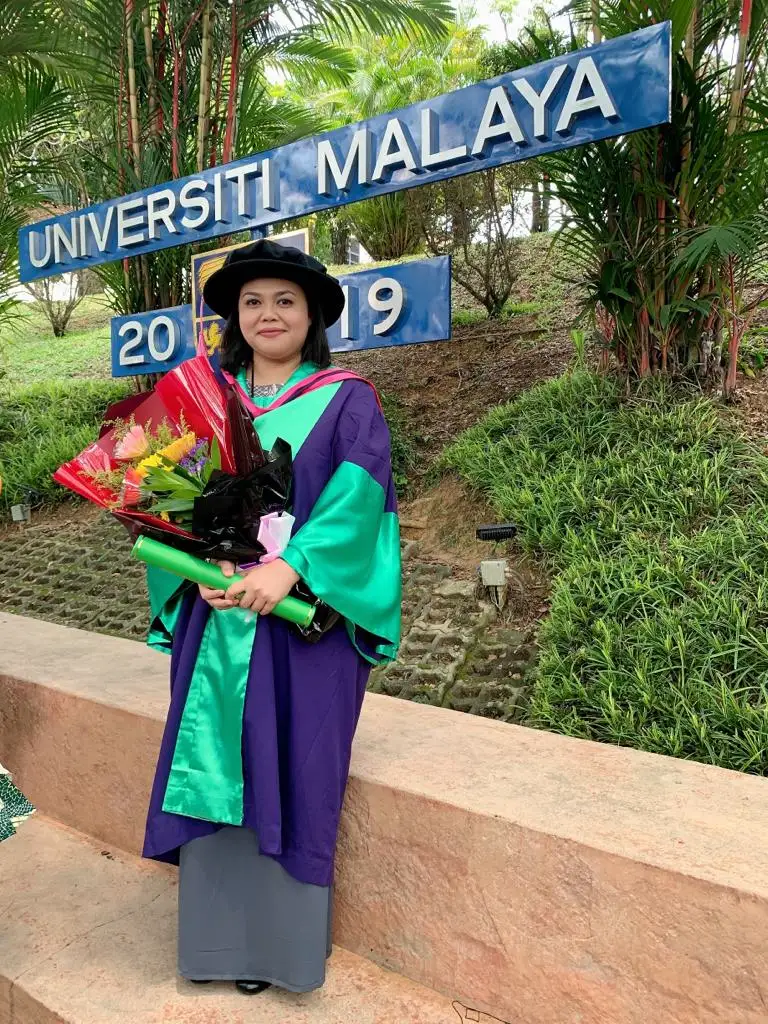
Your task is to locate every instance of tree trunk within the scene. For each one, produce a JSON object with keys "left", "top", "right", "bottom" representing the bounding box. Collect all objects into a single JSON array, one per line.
[
  {"left": 222, "top": 0, "right": 241, "bottom": 165},
  {"left": 330, "top": 215, "right": 350, "bottom": 264},
  {"left": 196, "top": 1, "right": 213, "bottom": 172},
  {"left": 124, "top": 0, "right": 142, "bottom": 169},
  {"left": 156, "top": 0, "right": 167, "bottom": 134},
  {"left": 679, "top": 2, "right": 698, "bottom": 228},
  {"left": 530, "top": 180, "right": 542, "bottom": 233},
  {"left": 209, "top": 53, "right": 225, "bottom": 166},
  {"left": 171, "top": 22, "right": 180, "bottom": 177},
  {"left": 141, "top": 2, "right": 158, "bottom": 137},
  {"left": 591, "top": 0, "right": 602, "bottom": 44},
  {"left": 728, "top": 0, "right": 753, "bottom": 136},
  {"left": 117, "top": 46, "right": 125, "bottom": 191},
  {"left": 541, "top": 173, "right": 551, "bottom": 232}
]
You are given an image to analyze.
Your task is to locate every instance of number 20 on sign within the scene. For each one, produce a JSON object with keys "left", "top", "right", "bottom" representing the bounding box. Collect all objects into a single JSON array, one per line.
[
  {"left": 112, "top": 305, "right": 192, "bottom": 376},
  {"left": 110, "top": 255, "right": 451, "bottom": 375}
]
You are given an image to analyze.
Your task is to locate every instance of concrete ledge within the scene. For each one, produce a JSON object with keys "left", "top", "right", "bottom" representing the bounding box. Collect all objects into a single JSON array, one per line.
[
  {"left": 3, "top": 611, "right": 768, "bottom": 1023},
  {"left": 1, "top": 816, "right": 459, "bottom": 1024}
]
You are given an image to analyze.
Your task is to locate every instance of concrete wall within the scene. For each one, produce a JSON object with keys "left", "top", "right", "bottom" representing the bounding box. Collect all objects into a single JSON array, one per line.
[{"left": 2, "top": 610, "right": 768, "bottom": 1024}]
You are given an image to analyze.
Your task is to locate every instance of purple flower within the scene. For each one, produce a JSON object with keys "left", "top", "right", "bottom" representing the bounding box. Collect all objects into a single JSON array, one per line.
[{"left": 180, "top": 440, "right": 209, "bottom": 476}]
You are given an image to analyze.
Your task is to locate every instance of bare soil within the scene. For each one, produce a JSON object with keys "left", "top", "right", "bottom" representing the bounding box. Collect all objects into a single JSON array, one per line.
[{"left": 342, "top": 323, "right": 573, "bottom": 478}]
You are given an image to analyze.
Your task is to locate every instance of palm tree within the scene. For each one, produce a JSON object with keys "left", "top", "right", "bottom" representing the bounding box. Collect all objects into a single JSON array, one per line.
[
  {"left": 0, "top": 2, "right": 81, "bottom": 338},
  {"left": 48, "top": 0, "right": 453, "bottom": 315},
  {"left": 490, "top": 0, "right": 768, "bottom": 394}
]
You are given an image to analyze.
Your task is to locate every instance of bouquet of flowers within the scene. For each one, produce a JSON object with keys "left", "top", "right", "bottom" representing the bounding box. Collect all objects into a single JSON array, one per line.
[
  {"left": 55, "top": 354, "right": 341, "bottom": 639},
  {"left": 54, "top": 354, "right": 292, "bottom": 563}
]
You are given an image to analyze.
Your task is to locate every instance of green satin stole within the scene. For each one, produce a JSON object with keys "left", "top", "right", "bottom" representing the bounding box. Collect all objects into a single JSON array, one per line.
[
  {"left": 151, "top": 363, "right": 401, "bottom": 826},
  {"left": 161, "top": 364, "right": 340, "bottom": 823}
]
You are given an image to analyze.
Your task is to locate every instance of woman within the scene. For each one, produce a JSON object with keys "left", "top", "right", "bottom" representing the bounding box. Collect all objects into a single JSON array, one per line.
[{"left": 142, "top": 239, "right": 401, "bottom": 995}]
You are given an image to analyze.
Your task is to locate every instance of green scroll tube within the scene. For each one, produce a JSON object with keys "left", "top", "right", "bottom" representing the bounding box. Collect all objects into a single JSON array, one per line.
[{"left": 131, "top": 535, "right": 315, "bottom": 628}]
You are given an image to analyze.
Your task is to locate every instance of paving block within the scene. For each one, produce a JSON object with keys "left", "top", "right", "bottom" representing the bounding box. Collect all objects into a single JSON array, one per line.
[{"left": 0, "top": 816, "right": 461, "bottom": 1024}]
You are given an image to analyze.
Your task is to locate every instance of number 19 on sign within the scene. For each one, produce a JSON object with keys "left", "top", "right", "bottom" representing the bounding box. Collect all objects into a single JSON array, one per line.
[
  {"left": 111, "top": 255, "right": 451, "bottom": 375},
  {"left": 338, "top": 277, "right": 404, "bottom": 341},
  {"left": 326, "top": 256, "right": 450, "bottom": 353}
]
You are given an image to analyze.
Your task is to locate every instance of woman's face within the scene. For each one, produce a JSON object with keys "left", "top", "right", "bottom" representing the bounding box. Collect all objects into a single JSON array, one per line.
[{"left": 237, "top": 277, "right": 311, "bottom": 363}]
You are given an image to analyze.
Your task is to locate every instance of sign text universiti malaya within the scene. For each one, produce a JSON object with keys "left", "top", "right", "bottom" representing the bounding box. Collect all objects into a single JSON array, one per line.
[{"left": 18, "top": 25, "right": 671, "bottom": 283}]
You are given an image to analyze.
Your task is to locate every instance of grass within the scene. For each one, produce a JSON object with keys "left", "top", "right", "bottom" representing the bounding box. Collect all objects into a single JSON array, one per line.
[
  {"left": 0, "top": 379, "right": 131, "bottom": 510},
  {"left": 443, "top": 369, "right": 768, "bottom": 774},
  {"left": 453, "top": 308, "right": 489, "bottom": 327},
  {"left": 0, "top": 295, "right": 113, "bottom": 388},
  {"left": 380, "top": 392, "right": 417, "bottom": 493}
]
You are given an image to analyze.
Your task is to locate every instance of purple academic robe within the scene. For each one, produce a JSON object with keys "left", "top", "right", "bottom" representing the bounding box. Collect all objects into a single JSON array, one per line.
[{"left": 142, "top": 380, "right": 399, "bottom": 887}]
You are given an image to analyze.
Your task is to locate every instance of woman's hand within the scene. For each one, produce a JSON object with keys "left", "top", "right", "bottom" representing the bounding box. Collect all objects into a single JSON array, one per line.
[
  {"left": 198, "top": 560, "right": 238, "bottom": 610},
  {"left": 225, "top": 559, "right": 300, "bottom": 616}
]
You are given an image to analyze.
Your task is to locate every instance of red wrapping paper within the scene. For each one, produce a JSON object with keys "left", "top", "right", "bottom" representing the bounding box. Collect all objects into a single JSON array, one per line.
[{"left": 53, "top": 355, "right": 243, "bottom": 541}]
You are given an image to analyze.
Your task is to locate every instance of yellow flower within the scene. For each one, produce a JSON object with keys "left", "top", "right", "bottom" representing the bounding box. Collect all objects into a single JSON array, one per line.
[
  {"left": 158, "top": 432, "right": 197, "bottom": 464},
  {"left": 159, "top": 511, "right": 171, "bottom": 522},
  {"left": 134, "top": 453, "right": 164, "bottom": 481}
]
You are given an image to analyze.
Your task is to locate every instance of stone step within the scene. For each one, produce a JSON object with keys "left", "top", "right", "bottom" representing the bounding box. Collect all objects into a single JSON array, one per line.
[
  {"left": 5, "top": 613, "right": 768, "bottom": 1023},
  {"left": 1, "top": 816, "right": 464, "bottom": 1024}
]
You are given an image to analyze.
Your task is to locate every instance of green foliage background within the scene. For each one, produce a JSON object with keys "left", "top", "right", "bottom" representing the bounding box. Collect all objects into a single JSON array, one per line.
[
  {"left": 444, "top": 370, "right": 768, "bottom": 773},
  {"left": 0, "top": 379, "right": 131, "bottom": 510}
]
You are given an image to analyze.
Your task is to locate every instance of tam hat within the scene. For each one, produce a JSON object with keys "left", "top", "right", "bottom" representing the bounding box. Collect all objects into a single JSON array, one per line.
[{"left": 202, "top": 238, "right": 345, "bottom": 327}]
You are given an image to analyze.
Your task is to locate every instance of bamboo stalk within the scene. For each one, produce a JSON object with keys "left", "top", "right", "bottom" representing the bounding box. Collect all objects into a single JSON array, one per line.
[
  {"left": 222, "top": 0, "right": 240, "bottom": 165},
  {"left": 196, "top": 0, "right": 213, "bottom": 172},
  {"left": 125, "top": 0, "right": 142, "bottom": 169},
  {"left": 728, "top": 0, "right": 753, "bottom": 137},
  {"left": 141, "top": 2, "right": 159, "bottom": 137},
  {"left": 591, "top": 0, "right": 601, "bottom": 44}
]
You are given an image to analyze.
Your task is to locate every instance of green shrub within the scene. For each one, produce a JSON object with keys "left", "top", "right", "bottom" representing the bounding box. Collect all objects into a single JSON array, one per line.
[
  {"left": 452, "top": 308, "right": 489, "bottom": 327},
  {"left": 0, "top": 379, "right": 131, "bottom": 509},
  {"left": 380, "top": 391, "right": 417, "bottom": 493},
  {"left": 738, "top": 328, "right": 768, "bottom": 377},
  {"left": 443, "top": 370, "right": 768, "bottom": 773}
]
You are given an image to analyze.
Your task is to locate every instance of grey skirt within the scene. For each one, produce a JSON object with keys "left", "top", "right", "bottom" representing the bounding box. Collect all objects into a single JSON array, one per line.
[{"left": 178, "top": 825, "right": 332, "bottom": 992}]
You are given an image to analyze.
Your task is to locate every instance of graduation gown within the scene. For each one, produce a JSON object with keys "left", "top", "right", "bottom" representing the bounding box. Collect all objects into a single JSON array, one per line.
[{"left": 142, "top": 362, "right": 401, "bottom": 887}]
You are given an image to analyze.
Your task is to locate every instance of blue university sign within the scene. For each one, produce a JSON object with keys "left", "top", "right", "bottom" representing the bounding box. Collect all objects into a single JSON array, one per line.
[
  {"left": 19, "top": 25, "right": 671, "bottom": 283},
  {"left": 111, "top": 256, "right": 452, "bottom": 376}
]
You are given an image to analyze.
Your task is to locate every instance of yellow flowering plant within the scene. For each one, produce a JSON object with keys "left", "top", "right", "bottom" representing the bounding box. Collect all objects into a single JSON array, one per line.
[{"left": 85, "top": 417, "right": 219, "bottom": 527}]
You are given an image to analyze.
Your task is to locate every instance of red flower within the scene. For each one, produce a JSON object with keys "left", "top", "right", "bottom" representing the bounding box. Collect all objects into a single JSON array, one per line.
[{"left": 120, "top": 467, "right": 144, "bottom": 507}]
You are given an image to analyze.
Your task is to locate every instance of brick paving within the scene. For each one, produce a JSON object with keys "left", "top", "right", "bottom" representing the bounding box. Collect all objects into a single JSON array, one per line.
[{"left": 0, "top": 510, "right": 536, "bottom": 721}]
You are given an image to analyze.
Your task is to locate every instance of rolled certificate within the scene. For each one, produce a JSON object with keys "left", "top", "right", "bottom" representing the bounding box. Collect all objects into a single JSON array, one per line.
[{"left": 131, "top": 535, "right": 315, "bottom": 628}]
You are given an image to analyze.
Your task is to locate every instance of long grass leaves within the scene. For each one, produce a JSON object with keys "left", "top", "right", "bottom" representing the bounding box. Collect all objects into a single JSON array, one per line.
[{"left": 443, "top": 371, "right": 768, "bottom": 773}]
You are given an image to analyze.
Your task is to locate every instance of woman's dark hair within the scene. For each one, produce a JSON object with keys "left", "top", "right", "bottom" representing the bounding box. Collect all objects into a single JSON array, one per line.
[{"left": 219, "top": 288, "right": 331, "bottom": 374}]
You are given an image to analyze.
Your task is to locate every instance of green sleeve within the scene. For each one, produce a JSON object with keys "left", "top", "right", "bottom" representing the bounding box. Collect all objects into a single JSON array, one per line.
[
  {"left": 281, "top": 460, "right": 401, "bottom": 664},
  {"left": 146, "top": 564, "right": 193, "bottom": 655}
]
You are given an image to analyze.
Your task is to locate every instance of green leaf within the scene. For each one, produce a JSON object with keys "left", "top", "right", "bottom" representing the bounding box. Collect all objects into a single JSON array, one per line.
[{"left": 145, "top": 498, "right": 196, "bottom": 514}]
